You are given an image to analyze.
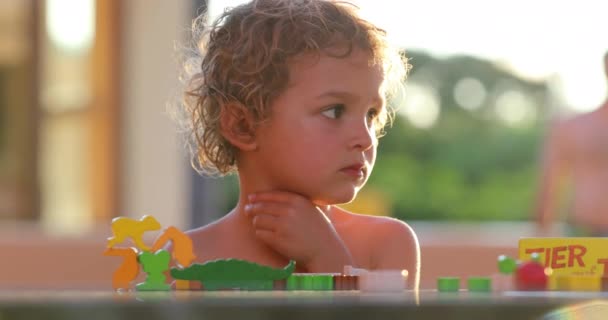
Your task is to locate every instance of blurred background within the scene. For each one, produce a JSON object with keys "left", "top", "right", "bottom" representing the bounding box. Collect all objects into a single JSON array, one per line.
[{"left": 0, "top": 0, "right": 606, "bottom": 289}]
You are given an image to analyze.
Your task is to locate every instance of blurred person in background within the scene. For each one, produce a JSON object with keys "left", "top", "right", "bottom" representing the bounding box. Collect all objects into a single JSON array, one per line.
[{"left": 536, "top": 51, "right": 608, "bottom": 236}]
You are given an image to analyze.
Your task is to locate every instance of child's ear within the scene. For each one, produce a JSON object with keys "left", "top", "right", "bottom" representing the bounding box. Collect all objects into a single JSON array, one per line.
[{"left": 219, "top": 103, "right": 258, "bottom": 151}]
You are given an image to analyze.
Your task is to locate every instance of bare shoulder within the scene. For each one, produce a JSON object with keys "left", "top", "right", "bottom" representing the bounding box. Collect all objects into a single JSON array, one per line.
[
  {"left": 366, "top": 215, "right": 418, "bottom": 254},
  {"left": 332, "top": 208, "right": 419, "bottom": 256},
  {"left": 183, "top": 218, "right": 227, "bottom": 259},
  {"left": 333, "top": 207, "right": 420, "bottom": 289},
  {"left": 335, "top": 208, "right": 417, "bottom": 242}
]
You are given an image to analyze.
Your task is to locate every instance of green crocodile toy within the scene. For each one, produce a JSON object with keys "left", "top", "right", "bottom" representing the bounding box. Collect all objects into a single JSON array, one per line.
[{"left": 170, "top": 259, "right": 296, "bottom": 290}]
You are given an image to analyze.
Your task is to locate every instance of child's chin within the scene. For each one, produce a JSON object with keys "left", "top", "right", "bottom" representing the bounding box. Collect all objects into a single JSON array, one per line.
[
  {"left": 331, "top": 191, "right": 357, "bottom": 204},
  {"left": 316, "top": 190, "right": 358, "bottom": 206}
]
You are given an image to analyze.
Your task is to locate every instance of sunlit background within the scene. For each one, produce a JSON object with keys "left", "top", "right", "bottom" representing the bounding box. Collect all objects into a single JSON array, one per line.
[
  {"left": 213, "top": 0, "right": 608, "bottom": 114},
  {"left": 208, "top": 0, "right": 608, "bottom": 223},
  {"left": 1, "top": 0, "right": 607, "bottom": 234},
  {"left": 0, "top": 0, "right": 606, "bottom": 290}
]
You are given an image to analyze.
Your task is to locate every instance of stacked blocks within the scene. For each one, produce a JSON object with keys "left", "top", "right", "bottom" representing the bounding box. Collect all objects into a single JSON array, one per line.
[
  {"left": 105, "top": 215, "right": 409, "bottom": 292},
  {"left": 105, "top": 215, "right": 196, "bottom": 291}
]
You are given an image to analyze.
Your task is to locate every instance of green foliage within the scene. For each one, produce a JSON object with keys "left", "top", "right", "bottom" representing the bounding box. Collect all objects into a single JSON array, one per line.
[
  {"left": 365, "top": 51, "right": 548, "bottom": 221},
  {"left": 371, "top": 119, "right": 541, "bottom": 220}
]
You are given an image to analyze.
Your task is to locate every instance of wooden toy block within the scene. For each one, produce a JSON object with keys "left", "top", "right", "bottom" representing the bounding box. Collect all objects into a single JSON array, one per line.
[
  {"left": 437, "top": 277, "right": 460, "bottom": 292},
  {"left": 333, "top": 275, "right": 359, "bottom": 291},
  {"left": 107, "top": 215, "right": 161, "bottom": 251},
  {"left": 136, "top": 249, "right": 171, "bottom": 291},
  {"left": 170, "top": 259, "right": 295, "bottom": 291},
  {"left": 359, "top": 270, "right": 408, "bottom": 292},
  {"left": 553, "top": 274, "right": 602, "bottom": 291},
  {"left": 103, "top": 247, "right": 140, "bottom": 291},
  {"left": 467, "top": 277, "right": 491, "bottom": 292},
  {"left": 174, "top": 280, "right": 193, "bottom": 290},
  {"left": 151, "top": 226, "right": 196, "bottom": 268},
  {"left": 286, "top": 274, "right": 335, "bottom": 291}
]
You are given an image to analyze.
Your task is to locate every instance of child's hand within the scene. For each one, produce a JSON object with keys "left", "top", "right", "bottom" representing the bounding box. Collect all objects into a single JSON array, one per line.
[{"left": 245, "top": 191, "right": 353, "bottom": 272}]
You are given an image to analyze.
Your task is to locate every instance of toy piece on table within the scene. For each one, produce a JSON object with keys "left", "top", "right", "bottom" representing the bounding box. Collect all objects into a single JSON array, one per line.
[
  {"left": 170, "top": 259, "right": 296, "bottom": 291},
  {"left": 136, "top": 249, "right": 172, "bottom": 291},
  {"left": 515, "top": 253, "right": 551, "bottom": 291},
  {"left": 105, "top": 215, "right": 202, "bottom": 291},
  {"left": 519, "top": 237, "right": 608, "bottom": 278},
  {"left": 467, "top": 277, "right": 491, "bottom": 292},
  {"left": 286, "top": 274, "right": 335, "bottom": 291},
  {"left": 171, "top": 279, "right": 203, "bottom": 290},
  {"left": 437, "top": 277, "right": 460, "bottom": 292},
  {"left": 103, "top": 247, "right": 140, "bottom": 291},
  {"left": 151, "top": 226, "right": 196, "bottom": 268},
  {"left": 498, "top": 255, "right": 517, "bottom": 274},
  {"left": 552, "top": 274, "right": 601, "bottom": 291},
  {"left": 343, "top": 265, "right": 367, "bottom": 276},
  {"left": 107, "top": 215, "right": 161, "bottom": 251},
  {"left": 343, "top": 265, "right": 407, "bottom": 292},
  {"left": 492, "top": 255, "right": 516, "bottom": 292},
  {"left": 359, "top": 270, "right": 408, "bottom": 292},
  {"left": 333, "top": 275, "right": 359, "bottom": 291}
]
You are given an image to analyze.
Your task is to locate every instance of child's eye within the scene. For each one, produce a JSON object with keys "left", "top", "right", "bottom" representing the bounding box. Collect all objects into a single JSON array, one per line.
[{"left": 321, "top": 104, "right": 345, "bottom": 119}]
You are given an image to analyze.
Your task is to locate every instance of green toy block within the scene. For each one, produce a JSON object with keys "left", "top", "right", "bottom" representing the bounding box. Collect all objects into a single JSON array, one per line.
[
  {"left": 287, "top": 274, "right": 334, "bottom": 291},
  {"left": 136, "top": 249, "right": 171, "bottom": 291}
]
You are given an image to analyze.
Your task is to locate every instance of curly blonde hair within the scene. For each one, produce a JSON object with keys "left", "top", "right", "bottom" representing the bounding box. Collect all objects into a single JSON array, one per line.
[{"left": 178, "top": 0, "right": 409, "bottom": 176}]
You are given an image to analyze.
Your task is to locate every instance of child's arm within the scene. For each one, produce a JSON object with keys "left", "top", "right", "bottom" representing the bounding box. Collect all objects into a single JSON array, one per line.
[
  {"left": 371, "top": 219, "right": 420, "bottom": 290},
  {"left": 245, "top": 191, "right": 354, "bottom": 273}
]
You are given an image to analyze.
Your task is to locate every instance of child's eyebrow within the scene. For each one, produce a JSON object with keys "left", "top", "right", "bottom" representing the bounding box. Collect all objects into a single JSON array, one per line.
[{"left": 315, "top": 90, "right": 384, "bottom": 107}]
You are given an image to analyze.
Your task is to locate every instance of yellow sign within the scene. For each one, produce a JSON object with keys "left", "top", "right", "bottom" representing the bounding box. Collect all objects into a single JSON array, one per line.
[{"left": 518, "top": 238, "right": 608, "bottom": 276}]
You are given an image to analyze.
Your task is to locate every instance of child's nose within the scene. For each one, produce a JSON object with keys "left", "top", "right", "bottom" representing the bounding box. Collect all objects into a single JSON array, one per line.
[{"left": 350, "top": 120, "right": 375, "bottom": 151}]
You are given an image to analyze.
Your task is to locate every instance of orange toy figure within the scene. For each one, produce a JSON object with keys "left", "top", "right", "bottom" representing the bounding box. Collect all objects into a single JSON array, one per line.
[
  {"left": 151, "top": 226, "right": 196, "bottom": 268},
  {"left": 103, "top": 247, "right": 140, "bottom": 291},
  {"left": 107, "top": 215, "right": 161, "bottom": 251}
]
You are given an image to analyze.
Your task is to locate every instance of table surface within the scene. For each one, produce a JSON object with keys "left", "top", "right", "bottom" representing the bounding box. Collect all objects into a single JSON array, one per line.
[{"left": 1, "top": 289, "right": 607, "bottom": 319}]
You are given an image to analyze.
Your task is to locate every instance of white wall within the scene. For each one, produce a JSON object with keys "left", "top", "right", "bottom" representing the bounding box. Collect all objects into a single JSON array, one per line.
[{"left": 122, "top": 0, "right": 191, "bottom": 229}]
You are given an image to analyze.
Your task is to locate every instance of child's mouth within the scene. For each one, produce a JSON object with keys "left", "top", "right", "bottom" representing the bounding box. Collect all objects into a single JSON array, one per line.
[{"left": 340, "top": 164, "right": 366, "bottom": 179}]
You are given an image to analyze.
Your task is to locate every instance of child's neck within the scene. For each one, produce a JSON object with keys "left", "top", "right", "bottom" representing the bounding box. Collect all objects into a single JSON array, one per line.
[
  {"left": 236, "top": 164, "right": 334, "bottom": 215},
  {"left": 222, "top": 204, "right": 290, "bottom": 263}
]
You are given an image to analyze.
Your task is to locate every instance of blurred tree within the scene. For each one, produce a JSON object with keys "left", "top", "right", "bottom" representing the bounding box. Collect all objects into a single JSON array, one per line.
[{"left": 353, "top": 50, "right": 550, "bottom": 221}]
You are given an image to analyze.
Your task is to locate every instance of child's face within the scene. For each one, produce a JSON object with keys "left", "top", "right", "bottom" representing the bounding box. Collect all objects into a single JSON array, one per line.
[{"left": 252, "top": 48, "right": 386, "bottom": 205}]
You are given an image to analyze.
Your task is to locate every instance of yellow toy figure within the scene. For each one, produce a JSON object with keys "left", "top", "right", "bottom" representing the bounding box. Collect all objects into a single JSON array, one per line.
[{"left": 106, "top": 215, "right": 161, "bottom": 251}]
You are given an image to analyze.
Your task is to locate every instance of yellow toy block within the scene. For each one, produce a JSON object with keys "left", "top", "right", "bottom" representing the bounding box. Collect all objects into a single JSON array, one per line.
[
  {"left": 174, "top": 280, "right": 191, "bottom": 290},
  {"left": 519, "top": 238, "right": 608, "bottom": 277},
  {"left": 551, "top": 275, "right": 601, "bottom": 291},
  {"left": 107, "top": 215, "right": 161, "bottom": 251}
]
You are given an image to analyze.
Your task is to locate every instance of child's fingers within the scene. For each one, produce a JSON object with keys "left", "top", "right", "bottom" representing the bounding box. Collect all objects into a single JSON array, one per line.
[
  {"left": 252, "top": 214, "right": 277, "bottom": 231},
  {"left": 254, "top": 229, "right": 276, "bottom": 244},
  {"left": 245, "top": 202, "right": 291, "bottom": 217}
]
